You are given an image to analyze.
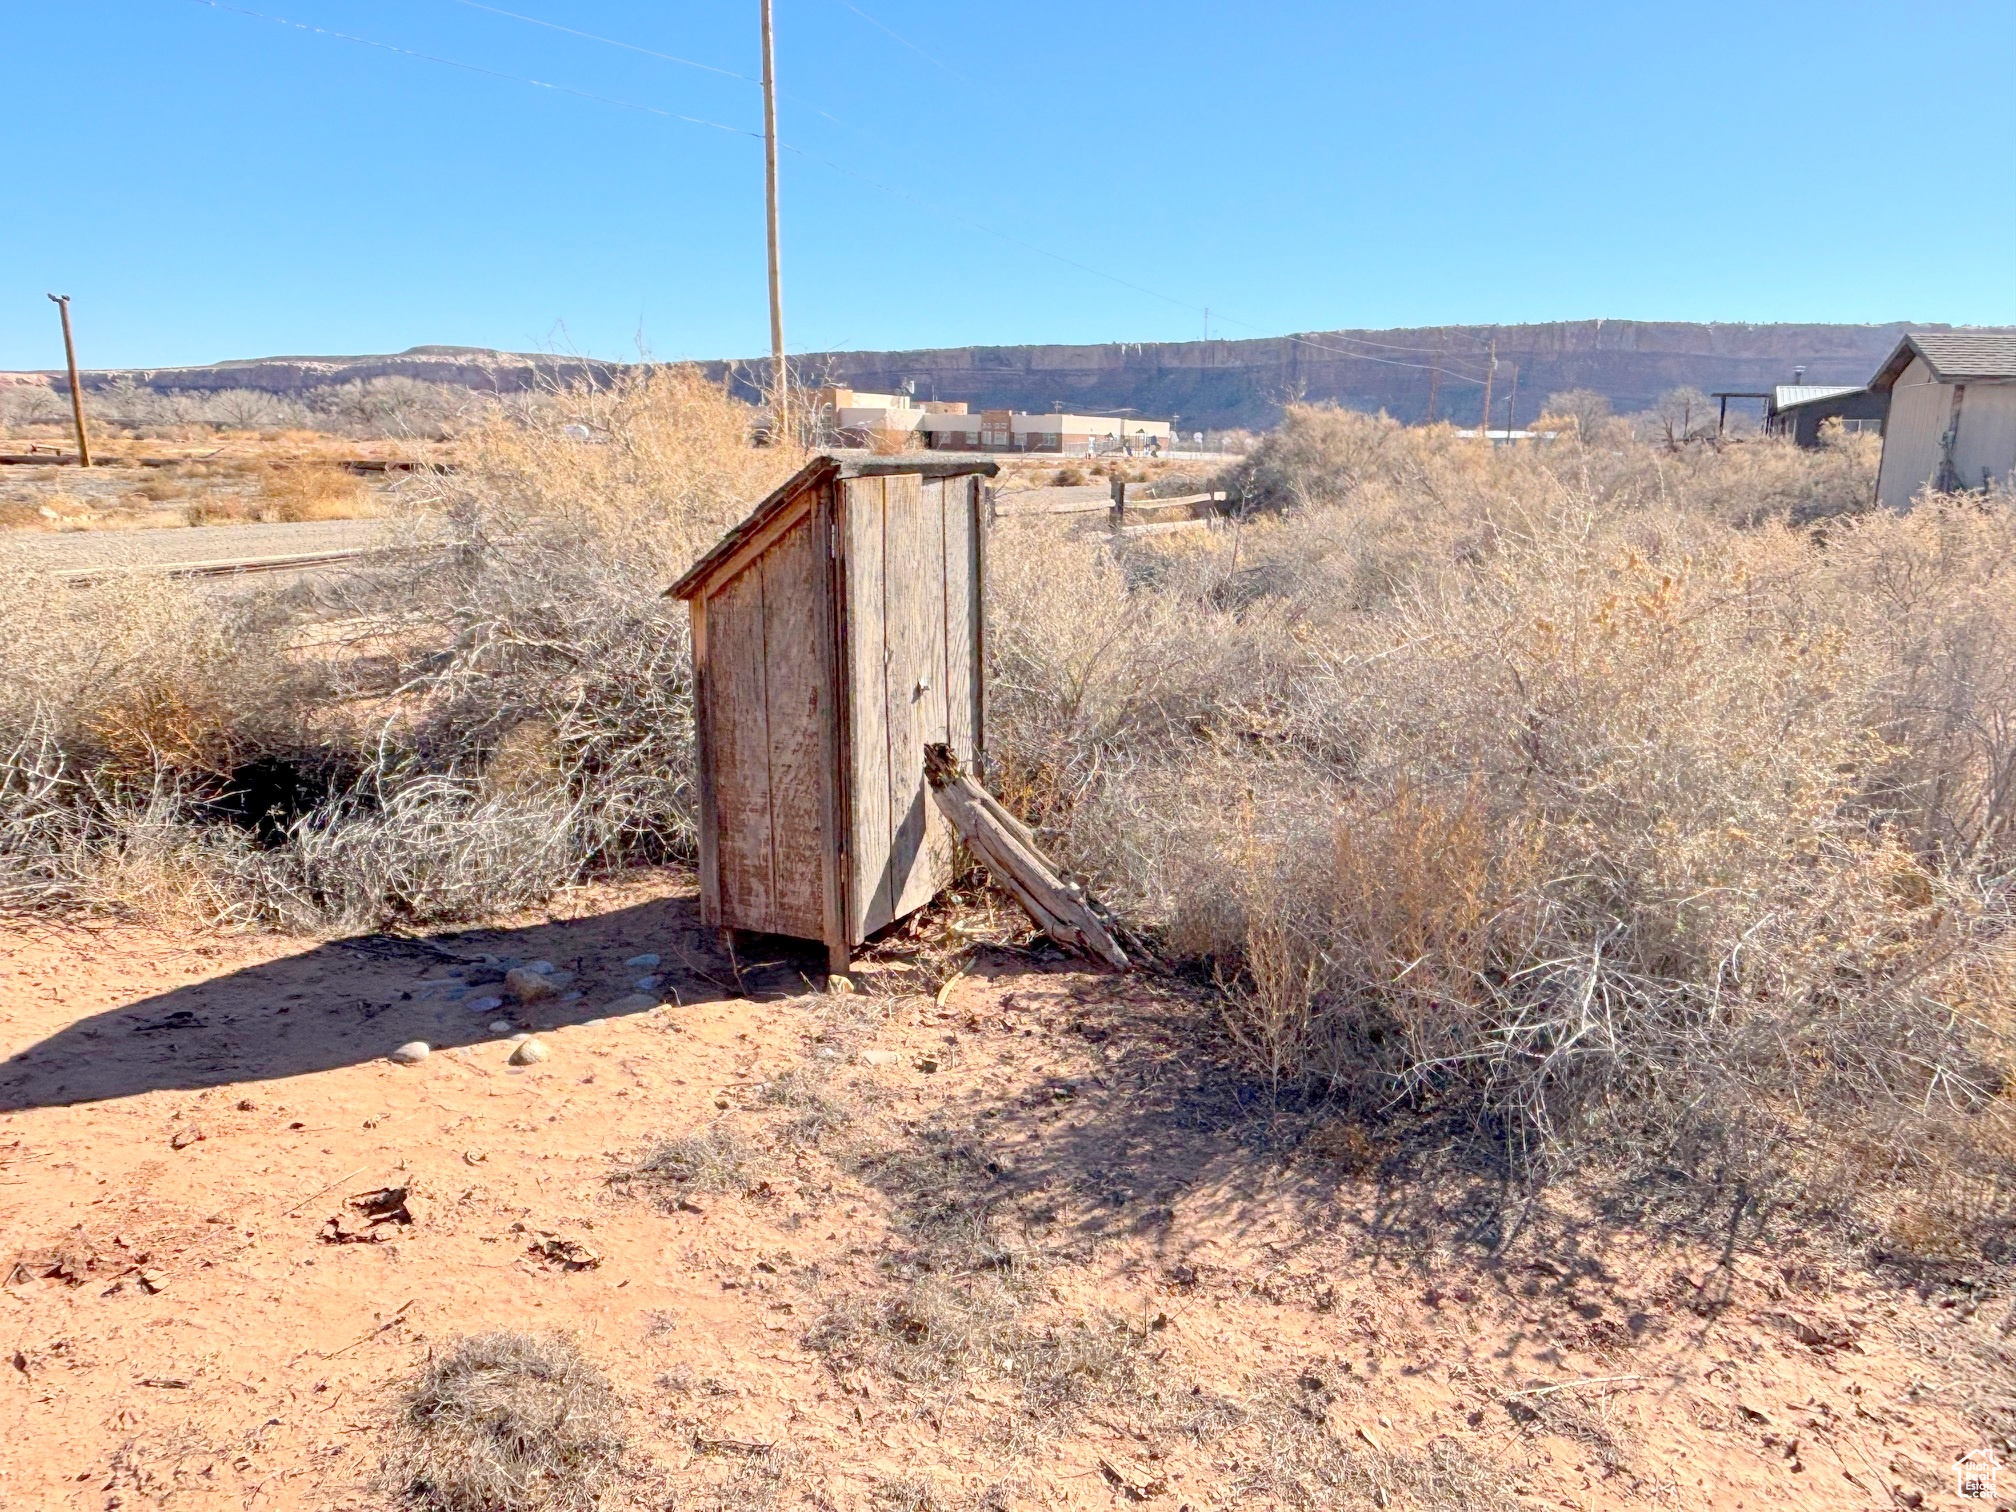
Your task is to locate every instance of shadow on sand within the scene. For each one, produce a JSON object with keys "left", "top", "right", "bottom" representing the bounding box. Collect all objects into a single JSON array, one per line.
[{"left": 0, "top": 894, "right": 831, "bottom": 1115}]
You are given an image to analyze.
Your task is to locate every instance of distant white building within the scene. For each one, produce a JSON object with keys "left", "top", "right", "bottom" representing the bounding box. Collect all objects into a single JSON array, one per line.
[
  {"left": 809, "top": 387, "right": 1172, "bottom": 456},
  {"left": 1868, "top": 334, "right": 2016, "bottom": 509}
]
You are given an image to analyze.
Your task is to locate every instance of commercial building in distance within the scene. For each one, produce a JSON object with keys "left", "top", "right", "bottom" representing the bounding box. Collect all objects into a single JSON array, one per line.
[{"left": 810, "top": 387, "right": 1174, "bottom": 456}]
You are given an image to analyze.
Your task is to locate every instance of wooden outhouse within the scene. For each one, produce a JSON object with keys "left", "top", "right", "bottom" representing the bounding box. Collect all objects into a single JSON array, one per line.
[{"left": 669, "top": 455, "right": 998, "bottom": 971}]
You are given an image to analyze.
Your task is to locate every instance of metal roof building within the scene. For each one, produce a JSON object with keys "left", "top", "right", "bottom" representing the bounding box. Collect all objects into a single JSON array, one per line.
[
  {"left": 1765, "top": 383, "right": 1886, "bottom": 446},
  {"left": 1869, "top": 333, "right": 2016, "bottom": 508}
]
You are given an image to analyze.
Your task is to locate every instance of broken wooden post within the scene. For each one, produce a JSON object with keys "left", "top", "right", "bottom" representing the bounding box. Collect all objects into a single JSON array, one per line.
[{"left": 922, "top": 743, "right": 1128, "bottom": 969}]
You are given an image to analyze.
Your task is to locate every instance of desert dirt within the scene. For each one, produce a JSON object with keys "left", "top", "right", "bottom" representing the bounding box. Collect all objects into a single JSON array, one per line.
[{"left": 3, "top": 871, "right": 2012, "bottom": 1511}]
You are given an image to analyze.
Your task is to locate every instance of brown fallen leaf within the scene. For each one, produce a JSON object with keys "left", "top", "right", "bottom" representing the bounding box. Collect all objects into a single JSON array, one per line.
[
  {"left": 530, "top": 1233, "right": 601, "bottom": 1270},
  {"left": 1097, "top": 1454, "right": 1168, "bottom": 1501}
]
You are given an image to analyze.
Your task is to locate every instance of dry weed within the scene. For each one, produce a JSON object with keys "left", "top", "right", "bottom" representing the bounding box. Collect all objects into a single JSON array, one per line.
[
  {"left": 618, "top": 1125, "right": 761, "bottom": 1198},
  {"left": 385, "top": 1330, "right": 625, "bottom": 1512},
  {"left": 1229, "top": 1371, "right": 1520, "bottom": 1510},
  {"left": 254, "top": 460, "right": 375, "bottom": 522}
]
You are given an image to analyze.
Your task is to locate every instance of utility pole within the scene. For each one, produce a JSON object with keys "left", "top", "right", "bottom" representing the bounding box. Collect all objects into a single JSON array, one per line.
[
  {"left": 1202, "top": 307, "right": 1209, "bottom": 342},
  {"left": 1504, "top": 362, "right": 1519, "bottom": 437},
  {"left": 1478, "top": 333, "right": 1497, "bottom": 444},
  {"left": 47, "top": 294, "right": 91, "bottom": 467},
  {"left": 1425, "top": 330, "right": 1443, "bottom": 424},
  {"left": 759, "top": 0, "right": 786, "bottom": 440}
]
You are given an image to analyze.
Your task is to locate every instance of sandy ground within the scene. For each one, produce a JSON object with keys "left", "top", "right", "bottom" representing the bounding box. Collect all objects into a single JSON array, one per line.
[{"left": 4, "top": 874, "right": 2014, "bottom": 1511}]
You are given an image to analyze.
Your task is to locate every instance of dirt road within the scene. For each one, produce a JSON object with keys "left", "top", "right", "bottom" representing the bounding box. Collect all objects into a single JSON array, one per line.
[{"left": 2, "top": 517, "right": 388, "bottom": 574}]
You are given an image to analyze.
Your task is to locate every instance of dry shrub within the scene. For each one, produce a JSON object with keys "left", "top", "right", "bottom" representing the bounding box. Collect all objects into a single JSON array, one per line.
[
  {"left": 385, "top": 1331, "right": 625, "bottom": 1512},
  {"left": 0, "top": 367, "right": 799, "bottom": 930},
  {"left": 991, "top": 404, "right": 2016, "bottom": 1236},
  {"left": 254, "top": 459, "right": 374, "bottom": 522}
]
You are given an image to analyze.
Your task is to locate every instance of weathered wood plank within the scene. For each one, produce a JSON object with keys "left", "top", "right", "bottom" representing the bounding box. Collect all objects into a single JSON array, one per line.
[
  {"left": 811, "top": 485, "right": 848, "bottom": 958},
  {"left": 842, "top": 476, "right": 894, "bottom": 939},
  {"left": 923, "top": 744, "right": 1128, "bottom": 969},
  {"left": 1114, "top": 492, "right": 1224, "bottom": 528},
  {"left": 941, "top": 474, "right": 978, "bottom": 767},
  {"left": 885, "top": 474, "right": 953, "bottom": 921},
  {"left": 706, "top": 562, "right": 775, "bottom": 931},
  {"left": 758, "top": 513, "right": 829, "bottom": 940},
  {"left": 691, "top": 596, "right": 719, "bottom": 927}
]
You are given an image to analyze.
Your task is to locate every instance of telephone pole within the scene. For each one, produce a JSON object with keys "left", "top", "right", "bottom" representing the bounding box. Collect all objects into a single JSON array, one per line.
[
  {"left": 1425, "top": 330, "right": 1443, "bottom": 424},
  {"left": 759, "top": 0, "right": 786, "bottom": 439},
  {"left": 47, "top": 294, "right": 91, "bottom": 467}
]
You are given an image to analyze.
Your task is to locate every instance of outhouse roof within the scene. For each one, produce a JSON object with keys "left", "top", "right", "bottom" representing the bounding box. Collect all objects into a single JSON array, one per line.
[
  {"left": 668, "top": 454, "right": 998, "bottom": 600},
  {"left": 1868, "top": 333, "right": 2016, "bottom": 391}
]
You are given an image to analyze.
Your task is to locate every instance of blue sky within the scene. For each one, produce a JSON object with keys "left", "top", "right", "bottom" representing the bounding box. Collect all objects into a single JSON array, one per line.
[{"left": 4, "top": 1, "right": 2012, "bottom": 369}]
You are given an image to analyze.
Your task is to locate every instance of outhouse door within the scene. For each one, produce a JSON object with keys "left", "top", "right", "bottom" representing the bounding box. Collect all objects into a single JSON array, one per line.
[
  {"left": 839, "top": 470, "right": 984, "bottom": 943},
  {"left": 697, "top": 494, "right": 839, "bottom": 946}
]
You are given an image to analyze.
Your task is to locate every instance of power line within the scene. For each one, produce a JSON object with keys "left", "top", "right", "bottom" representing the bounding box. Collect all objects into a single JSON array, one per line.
[
  {"left": 441, "top": 0, "right": 758, "bottom": 83},
  {"left": 180, "top": 0, "right": 1498, "bottom": 385},
  {"left": 439, "top": 0, "right": 869, "bottom": 141},
  {"left": 831, "top": 0, "right": 969, "bottom": 83},
  {"left": 184, "top": 0, "right": 760, "bottom": 136}
]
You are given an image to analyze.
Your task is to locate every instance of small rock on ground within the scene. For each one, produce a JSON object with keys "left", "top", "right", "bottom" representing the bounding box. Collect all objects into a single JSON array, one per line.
[
  {"left": 505, "top": 968, "right": 559, "bottom": 1003},
  {"left": 625, "top": 953, "right": 660, "bottom": 968},
  {"left": 488, "top": 1019, "right": 513, "bottom": 1033},
  {"left": 509, "top": 1038, "right": 549, "bottom": 1066},
  {"left": 604, "top": 993, "right": 660, "bottom": 1014},
  {"left": 859, "top": 1048, "right": 900, "bottom": 1067},
  {"left": 389, "top": 1041, "right": 430, "bottom": 1065}
]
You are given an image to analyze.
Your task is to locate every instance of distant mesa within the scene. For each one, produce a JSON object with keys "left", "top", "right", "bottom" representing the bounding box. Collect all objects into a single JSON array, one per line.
[{"left": 12, "top": 320, "right": 2013, "bottom": 430}]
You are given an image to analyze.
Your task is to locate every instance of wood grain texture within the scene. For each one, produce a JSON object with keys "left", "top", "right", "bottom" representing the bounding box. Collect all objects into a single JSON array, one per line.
[
  {"left": 690, "top": 597, "right": 720, "bottom": 927},
  {"left": 842, "top": 476, "right": 894, "bottom": 939},
  {"left": 975, "top": 480, "right": 991, "bottom": 772},
  {"left": 941, "top": 473, "right": 979, "bottom": 765},
  {"left": 811, "top": 485, "right": 848, "bottom": 954},
  {"left": 705, "top": 561, "right": 775, "bottom": 931},
  {"left": 884, "top": 474, "right": 954, "bottom": 921},
  {"left": 923, "top": 743, "right": 1128, "bottom": 969},
  {"left": 757, "top": 513, "right": 828, "bottom": 940}
]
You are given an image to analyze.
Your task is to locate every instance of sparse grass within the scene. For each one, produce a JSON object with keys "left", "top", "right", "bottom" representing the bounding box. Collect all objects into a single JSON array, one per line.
[
  {"left": 1229, "top": 1373, "right": 1521, "bottom": 1511},
  {"left": 804, "top": 1272, "right": 1149, "bottom": 1421},
  {"left": 384, "top": 1330, "right": 626, "bottom": 1512},
  {"left": 618, "top": 1125, "right": 761, "bottom": 1198},
  {"left": 754, "top": 1063, "right": 854, "bottom": 1146}
]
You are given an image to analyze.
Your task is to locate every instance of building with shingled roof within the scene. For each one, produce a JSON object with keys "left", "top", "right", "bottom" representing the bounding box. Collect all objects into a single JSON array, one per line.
[{"left": 1869, "top": 333, "right": 2016, "bottom": 508}]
